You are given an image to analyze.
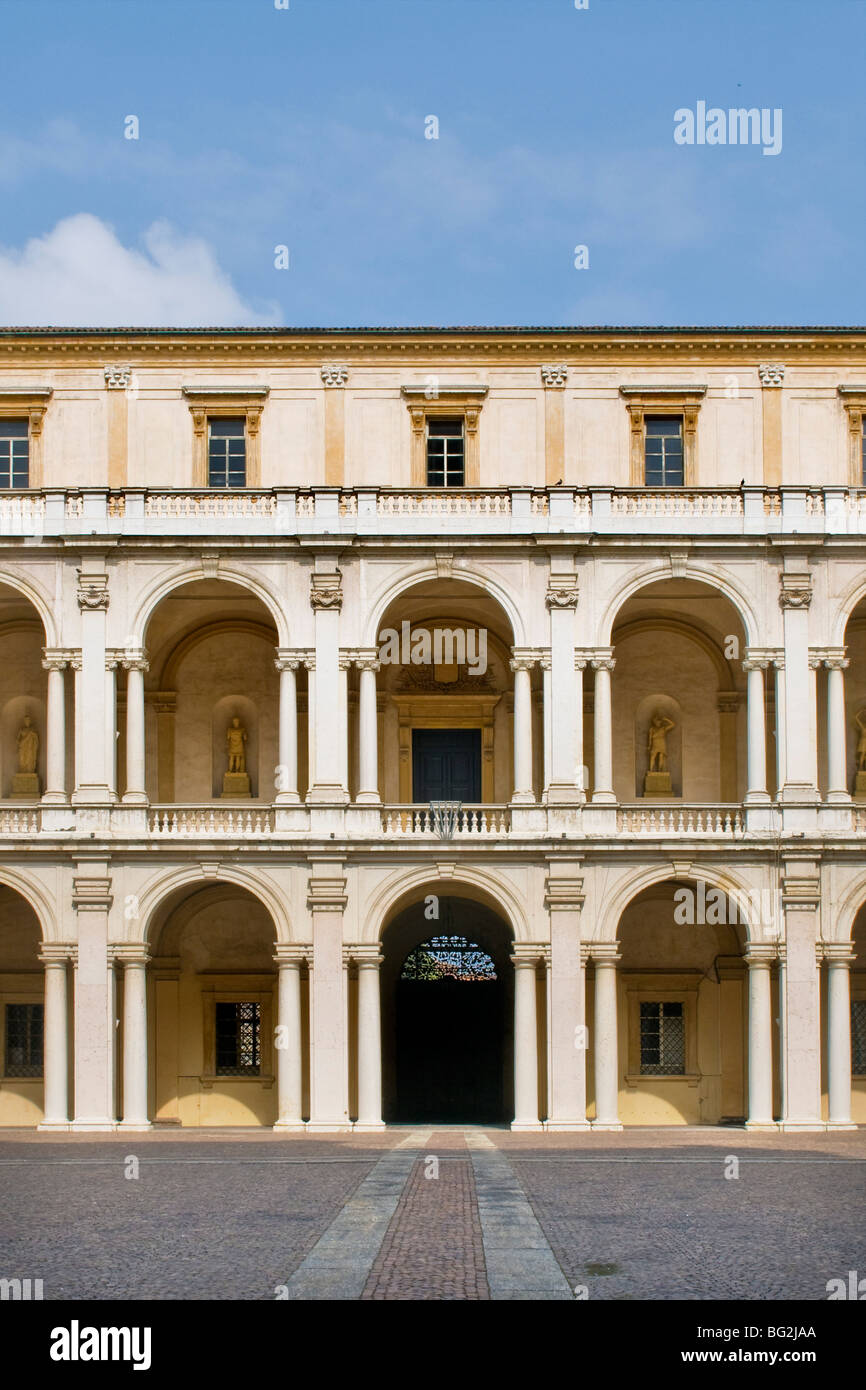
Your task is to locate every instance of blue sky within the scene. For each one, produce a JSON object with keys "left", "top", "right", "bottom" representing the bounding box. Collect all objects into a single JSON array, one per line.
[{"left": 0, "top": 0, "right": 862, "bottom": 326}]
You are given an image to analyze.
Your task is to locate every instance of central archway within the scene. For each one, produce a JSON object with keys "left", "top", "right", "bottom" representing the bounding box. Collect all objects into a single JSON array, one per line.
[{"left": 381, "top": 896, "right": 513, "bottom": 1123}]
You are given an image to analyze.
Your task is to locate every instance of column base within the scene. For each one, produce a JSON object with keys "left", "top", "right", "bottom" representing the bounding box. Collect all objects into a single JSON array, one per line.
[
  {"left": 70, "top": 1119, "right": 117, "bottom": 1132},
  {"left": 591, "top": 1121, "right": 623, "bottom": 1131},
  {"left": 745, "top": 1119, "right": 778, "bottom": 1130},
  {"left": 778, "top": 1120, "right": 825, "bottom": 1132},
  {"left": 353, "top": 1121, "right": 386, "bottom": 1131},
  {"left": 120, "top": 791, "right": 149, "bottom": 807},
  {"left": 826, "top": 1120, "right": 857, "bottom": 1130},
  {"left": 273, "top": 1120, "right": 307, "bottom": 1132},
  {"left": 274, "top": 792, "right": 302, "bottom": 806},
  {"left": 825, "top": 790, "right": 852, "bottom": 805},
  {"left": 510, "top": 791, "right": 536, "bottom": 806},
  {"left": 546, "top": 1120, "right": 591, "bottom": 1131},
  {"left": 117, "top": 1120, "right": 152, "bottom": 1131},
  {"left": 305, "top": 1121, "right": 354, "bottom": 1133},
  {"left": 591, "top": 791, "right": 617, "bottom": 805},
  {"left": 37, "top": 1120, "right": 71, "bottom": 1131},
  {"left": 41, "top": 791, "right": 69, "bottom": 807},
  {"left": 354, "top": 791, "right": 382, "bottom": 806},
  {"left": 510, "top": 1119, "right": 545, "bottom": 1131}
]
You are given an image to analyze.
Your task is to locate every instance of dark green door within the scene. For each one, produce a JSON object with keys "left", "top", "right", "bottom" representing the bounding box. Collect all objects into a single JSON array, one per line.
[{"left": 412, "top": 728, "right": 481, "bottom": 802}]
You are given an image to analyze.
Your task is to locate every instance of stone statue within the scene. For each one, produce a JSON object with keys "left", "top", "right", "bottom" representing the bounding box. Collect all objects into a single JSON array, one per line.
[
  {"left": 647, "top": 711, "right": 675, "bottom": 773},
  {"left": 16, "top": 716, "right": 38, "bottom": 774},
  {"left": 226, "top": 717, "right": 247, "bottom": 775},
  {"left": 12, "top": 715, "right": 40, "bottom": 797},
  {"left": 854, "top": 711, "right": 866, "bottom": 796}
]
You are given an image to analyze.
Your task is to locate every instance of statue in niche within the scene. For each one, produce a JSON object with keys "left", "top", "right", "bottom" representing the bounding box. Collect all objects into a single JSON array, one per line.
[
  {"left": 854, "top": 710, "right": 866, "bottom": 796},
  {"left": 644, "top": 709, "right": 676, "bottom": 797},
  {"left": 12, "top": 715, "right": 40, "bottom": 797},
  {"left": 222, "top": 715, "right": 251, "bottom": 798}
]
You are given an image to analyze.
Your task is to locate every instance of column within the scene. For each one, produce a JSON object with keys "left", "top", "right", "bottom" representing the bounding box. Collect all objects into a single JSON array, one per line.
[
  {"left": 355, "top": 948, "right": 384, "bottom": 1128},
  {"left": 38, "top": 947, "right": 71, "bottom": 1129},
  {"left": 546, "top": 864, "right": 589, "bottom": 1129},
  {"left": 591, "top": 655, "right": 616, "bottom": 803},
  {"left": 72, "top": 568, "right": 112, "bottom": 804},
  {"left": 745, "top": 947, "right": 775, "bottom": 1127},
  {"left": 546, "top": 579, "right": 581, "bottom": 803},
  {"left": 825, "top": 947, "right": 855, "bottom": 1128},
  {"left": 779, "top": 570, "right": 818, "bottom": 801},
  {"left": 72, "top": 657, "right": 82, "bottom": 796},
  {"left": 356, "top": 656, "right": 381, "bottom": 804},
  {"left": 41, "top": 655, "right": 68, "bottom": 804},
  {"left": 540, "top": 656, "right": 552, "bottom": 796},
  {"left": 105, "top": 657, "right": 118, "bottom": 800},
  {"left": 307, "top": 569, "right": 348, "bottom": 804},
  {"left": 808, "top": 655, "right": 821, "bottom": 792},
  {"left": 743, "top": 656, "right": 770, "bottom": 802},
  {"left": 274, "top": 946, "right": 306, "bottom": 1129},
  {"left": 825, "top": 657, "right": 850, "bottom": 801},
  {"left": 510, "top": 655, "right": 535, "bottom": 804},
  {"left": 119, "top": 950, "right": 150, "bottom": 1129},
  {"left": 308, "top": 860, "right": 349, "bottom": 1129},
  {"left": 592, "top": 946, "right": 622, "bottom": 1129},
  {"left": 773, "top": 657, "right": 786, "bottom": 795},
  {"left": 512, "top": 950, "right": 540, "bottom": 1128},
  {"left": 122, "top": 654, "right": 148, "bottom": 805},
  {"left": 304, "top": 655, "right": 316, "bottom": 792},
  {"left": 274, "top": 655, "right": 301, "bottom": 803}
]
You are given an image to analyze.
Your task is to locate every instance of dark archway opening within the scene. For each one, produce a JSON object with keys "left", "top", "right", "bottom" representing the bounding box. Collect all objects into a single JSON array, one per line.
[{"left": 382, "top": 896, "right": 513, "bottom": 1123}]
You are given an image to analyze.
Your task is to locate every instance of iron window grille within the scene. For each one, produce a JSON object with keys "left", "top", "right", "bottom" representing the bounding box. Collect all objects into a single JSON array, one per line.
[
  {"left": 426, "top": 418, "right": 465, "bottom": 487},
  {"left": 4, "top": 1003, "right": 43, "bottom": 1077},
  {"left": 0, "top": 420, "right": 29, "bottom": 489},
  {"left": 215, "top": 1001, "right": 261, "bottom": 1075},
  {"left": 644, "top": 416, "right": 684, "bottom": 487},
  {"left": 852, "top": 1000, "right": 866, "bottom": 1075},
  {"left": 401, "top": 935, "right": 497, "bottom": 982},
  {"left": 208, "top": 417, "right": 247, "bottom": 488},
  {"left": 639, "top": 1000, "right": 685, "bottom": 1074}
]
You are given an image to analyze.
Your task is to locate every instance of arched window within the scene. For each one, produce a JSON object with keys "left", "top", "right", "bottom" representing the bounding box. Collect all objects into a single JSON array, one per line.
[{"left": 401, "top": 935, "right": 496, "bottom": 982}]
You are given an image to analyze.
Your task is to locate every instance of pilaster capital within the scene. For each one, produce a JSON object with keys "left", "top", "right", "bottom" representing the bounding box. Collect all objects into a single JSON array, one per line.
[
  {"left": 541, "top": 364, "right": 568, "bottom": 388},
  {"left": 779, "top": 572, "right": 812, "bottom": 610},
  {"left": 818, "top": 943, "right": 856, "bottom": 966},
  {"left": 544, "top": 876, "right": 585, "bottom": 912},
  {"left": 758, "top": 363, "right": 785, "bottom": 387},
  {"left": 104, "top": 366, "right": 132, "bottom": 390},
  {"left": 72, "top": 877, "right": 113, "bottom": 913},
  {"left": 345, "top": 945, "right": 385, "bottom": 969},
  {"left": 589, "top": 943, "right": 621, "bottom": 965},
  {"left": 545, "top": 582, "right": 579, "bottom": 609},
  {"left": 39, "top": 943, "right": 77, "bottom": 966},
  {"left": 77, "top": 572, "right": 110, "bottom": 611},
  {"left": 108, "top": 944, "right": 151, "bottom": 967},
  {"left": 310, "top": 571, "right": 343, "bottom": 611},
  {"left": 320, "top": 364, "right": 349, "bottom": 388},
  {"left": 510, "top": 945, "right": 545, "bottom": 969},
  {"left": 273, "top": 944, "right": 311, "bottom": 967},
  {"left": 307, "top": 874, "right": 347, "bottom": 912},
  {"left": 716, "top": 692, "right": 742, "bottom": 715},
  {"left": 744, "top": 945, "right": 777, "bottom": 966}
]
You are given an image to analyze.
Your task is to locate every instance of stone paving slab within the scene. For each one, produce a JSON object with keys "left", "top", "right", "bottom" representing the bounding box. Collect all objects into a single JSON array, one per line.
[{"left": 467, "top": 1141, "right": 573, "bottom": 1300}]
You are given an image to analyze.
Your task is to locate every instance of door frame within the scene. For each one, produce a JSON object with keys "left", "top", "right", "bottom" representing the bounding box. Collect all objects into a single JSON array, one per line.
[{"left": 394, "top": 695, "right": 500, "bottom": 802}]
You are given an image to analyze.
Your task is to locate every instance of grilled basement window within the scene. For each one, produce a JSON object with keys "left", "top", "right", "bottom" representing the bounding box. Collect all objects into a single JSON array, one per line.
[
  {"left": 640, "top": 1000, "right": 685, "bottom": 1075},
  {"left": 644, "top": 416, "right": 684, "bottom": 487},
  {"left": 215, "top": 1001, "right": 261, "bottom": 1075},
  {"left": 426, "top": 418, "right": 465, "bottom": 487},
  {"left": 852, "top": 1000, "right": 866, "bottom": 1075},
  {"left": 4, "top": 1003, "right": 43, "bottom": 1077},
  {"left": 0, "top": 419, "right": 29, "bottom": 489},
  {"left": 208, "top": 418, "right": 247, "bottom": 488}
]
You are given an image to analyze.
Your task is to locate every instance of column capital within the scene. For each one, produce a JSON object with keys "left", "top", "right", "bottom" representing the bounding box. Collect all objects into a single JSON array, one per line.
[
  {"left": 39, "top": 943, "right": 77, "bottom": 966},
  {"left": 345, "top": 945, "right": 384, "bottom": 968},
  {"left": 818, "top": 944, "right": 856, "bottom": 966},
  {"left": 589, "top": 943, "right": 621, "bottom": 965},
  {"left": 541, "top": 364, "right": 568, "bottom": 388},
  {"left": 77, "top": 572, "right": 110, "bottom": 611},
  {"left": 510, "top": 945, "right": 545, "bottom": 968},
  {"left": 758, "top": 363, "right": 785, "bottom": 387},
  {"left": 779, "top": 572, "right": 812, "bottom": 609},
  {"left": 274, "top": 944, "right": 311, "bottom": 967},
  {"left": 338, "top": 653, "right": 353, "bottom": 671},
  {"left": 509, "top": 648, "right": 539, "bottom": 672},
  {"left": 42, "top": 648, "right": 72, "bottom": 672},
  {"left": 742, "top": 653, "right": 770, "bottom": 671},
  {"left": 108, "top": 944, "right": 151, "bottom": 967},
  {"left": 545, "top": 582, "right": 579, "bottom": 609},
  {"left": 744, "top": 945, "right": 777, "bottom": 966},
  {"left": 310, "top": 571, "right": 343, "bottom": 611},
  {"left": 591, "top": 653, "right": 616, "bottom": 672},
  {"left": 121, "top": 649, "right": 149, "bottom": 673},
  {"left": 824, "top": 655, "right": 849, "bottom": 671},
  {"left": 354, "top": 648, "right": 381, "bottom": 673},
  {"left": 275, "top": 648, "right": 305, "bottom": 672}
]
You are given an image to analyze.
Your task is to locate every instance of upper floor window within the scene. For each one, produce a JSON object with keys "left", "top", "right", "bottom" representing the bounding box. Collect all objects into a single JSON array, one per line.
[
  {"left": 644, "top": 416, "right": 684, "bottom": 487},
  {"left": 0, "top": 419, "right": 29, "bottom": 489},
  {"left": 4, "top": 1002, "right": 43, "bottom": 1077},
  {"left": 208, "top": 417, "right": 246, "bottom": 488},
  {"left": 639, "top": 1000, "right": 685, "bottom": 1075},
  {"left": 427, "top": 418, "right": 465, "bottom": 487}
]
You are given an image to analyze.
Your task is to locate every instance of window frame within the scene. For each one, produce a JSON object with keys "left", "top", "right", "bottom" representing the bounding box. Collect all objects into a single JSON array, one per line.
[
  {"left": 206, "top": 416, "right": 248, "bottom": 490},
  {"left": 425, "top": 416, "right": 466, "bottom": 488},
  {"left": 852, "top": 995, "right": 866, "bottom": 1077},
  {"left": 625, "top": 982, "right": 699, "bottom": 1084},
  {"left": 2, "top": 998, "right": 44, "bottom": 1078},
  {"left": 619, "top": 386, "right": 706, "bottom": 487},
  {"left": 0, "top": 390, "right": 52, "bottom": 489},
  {"left": 401, "top": 385, "right": 488, "bottom": 487},
  {"left": 837, "top": 387, "right": 866, "bottom": 486},
  {"left": 200, "top": 985, "right": 274, "bottom": 1086},
  {"left": 183, "top": 387, "right": 269, "bottom": 488}
]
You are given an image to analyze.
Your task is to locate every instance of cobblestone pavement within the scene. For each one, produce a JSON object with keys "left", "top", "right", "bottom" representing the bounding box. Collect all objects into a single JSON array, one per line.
[{"left": 0, "top": 1127, "right": 863, "bottom": 1301}]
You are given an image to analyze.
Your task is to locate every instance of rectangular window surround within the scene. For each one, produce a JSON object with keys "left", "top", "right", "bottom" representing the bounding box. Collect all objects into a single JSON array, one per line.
[
  {"left": 619, "top": 385, "right": 706, "bottom": 487},
  {"left": 2, "top": 997, "right": 44, "bottom": 1077},
  {"left": 624, "top": 981, "right": 699, "bottom": 1084},
  {"left": 401, "top": 385, "right": 488, "bottom": 487},
  {"left": 0, "top": 389, "right": 52, "bottom": 489},
  {"left": 837, "top": 387, "right": 866, "bottom": 486},
  {"left": 199, "top": 983, "right": 274, "bottom": 1087},
  {"left": 183, "top": 386, "right": 270, "bottom": 487}
]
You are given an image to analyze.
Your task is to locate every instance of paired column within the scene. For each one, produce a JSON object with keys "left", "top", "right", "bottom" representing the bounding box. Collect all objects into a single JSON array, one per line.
[
  {"left": 117, "top": 948, "right": 150, "bottom": 1130},
  {"left": 510, "top": 654, "right": 536, "bottom": 804},
  {"left": 591, "top": 654, "right": 616, "bottom": 803},
  {"left": 274, "top": 946, "right": 307, "bottom": 1129},
  {"left": 512, "top": 948, "right": 541, "bottom": 1128},
  {"left": 41, "top": 653, "right": 68, "bottom": 804},
  {"left": 274, "top": 653, "right": 301, "bottom": 803},
  {"left": 355, "top": 655, "right": 381, "bottom": 804},
  {"left": 743, "top": 655, "right": 770, "bottom": 802},
  {"left": 38, "top": 946, "right": 73, "bottom": 1129},
  {"left": 592, "top": 945, "right": 622, "bottom": 1129},
  {"left": 825, "top": 656, "right": 851, "bottom": 802},
  {"left": 353, "top": 946, "right": 384, "bottom": 1128},
  {"left": 745, "top": 946, "right": 775, "bottom": 1127},
  {"left": 824, "top": 946, "right": 855, "bottom": 1129},
  {"left": 122, "top": 652, "right": 148, "bottom": 805}
]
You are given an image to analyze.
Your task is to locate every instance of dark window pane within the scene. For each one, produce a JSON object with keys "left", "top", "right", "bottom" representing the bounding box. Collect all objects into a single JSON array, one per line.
[
  {"left": 853, "top": 1001, "right": 866, "bottom": 1075},
  {"left": 644, "top": 416, "right": 684, "bottom": 487},
  {"left": 209, "top": 418, "right": 245, "bottom": 438},
  {"left": 428, "top": 419, "right": 464, "bottom": 438},
  {"left": 0, "top": 421, "right": 29, "bottom": 489},
  {"left": 5, "top": 1003, "right": 43, "bottom": 1077},
  {"left": 215, "top": 1001, "right": 261, "bottom": 1075},
  {"left": 640, "top": 1000, "right": 685, "bottom": 1074}
]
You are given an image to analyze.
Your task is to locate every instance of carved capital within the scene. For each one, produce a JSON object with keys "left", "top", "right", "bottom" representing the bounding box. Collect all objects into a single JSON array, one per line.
[
  {"left": 825, "top": 656, "right": 849, "bottom": 671},
  {"left": 779, "top": 573, "right": 812, "bottom": 610},
  {"left": 104, "top": 366, "right": 132, "bottom": 390},
  {"left": 545, "top": 583, "right": 579, "bottom": 609},
  {"left": 310, "top": 572, "right": 343, "bottom": 611},
  {"left": 541, "top": 364, "right": 568, "bottom": 388},
  {"left": 591, "top": 656, "right": 616, "bottom": 673},
  {"left": 509, "top": 653, "right": 537, "bottom": 674},
  {"left": 121, "top": 648, "right": 149, "bottom": 673},
  {"left": 77, "top": 573, "right": 109, "bottom": 611},
  {"left": 758, "top": 364, "right": 785, "bottom": 387},
  {"left": 321, "top": 365, "right": 349, "bottom": 388}
]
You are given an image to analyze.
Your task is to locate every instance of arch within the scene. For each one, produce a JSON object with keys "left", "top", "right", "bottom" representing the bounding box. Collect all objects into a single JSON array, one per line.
[
  {"left": 130, "top": 565, "right": 289, "bottom": 649},
  {"left": 364, "top": 565, "right": 525, "bottom": 648},
  {"left": 827, "top": 874, "right": 866, "bottom": 946},
  {"left": 159, "top": 619, "right": 278, "bottom": 689},
  {"left": 593, "top": 863, "right": 771, "bottom": 947},
  {"left": 613, "top": 616, "right": 739, "bottom": 691},
  {"left": 0, "top": 569, "right": 56, "bottom": 646},
  {"left": 597, "top": 564, "right": 758, "bottom": 649},
  {"left": 134, "top": 865, "right": 291, "bottom": 948},
  {"left": 0, "top": 867, "right": 54, "bottom": 943},
  {"left": 365, "top": 865, "right": 526, "bottom": 945},
  {"left": 832, "top": 574, "right": 866, "bottom": 645}
]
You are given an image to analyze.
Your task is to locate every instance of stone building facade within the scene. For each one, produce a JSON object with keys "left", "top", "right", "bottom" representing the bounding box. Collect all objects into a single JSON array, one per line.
[{"left": 0, "top": 325, "right": 864, "bottom": 1132}]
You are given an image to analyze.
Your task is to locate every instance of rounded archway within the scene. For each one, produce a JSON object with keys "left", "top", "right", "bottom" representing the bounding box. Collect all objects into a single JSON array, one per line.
[
  {"left": 0, "top": 883, "right": 46, "bottom": 1126},
  {"left": 380, "top": 895, "right": 514, "bottom": 1123}
]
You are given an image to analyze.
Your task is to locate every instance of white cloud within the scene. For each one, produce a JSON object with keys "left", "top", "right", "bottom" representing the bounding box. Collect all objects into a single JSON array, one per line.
[{"left": 0, "top": 214, "right": 281, "bottom": 326}]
